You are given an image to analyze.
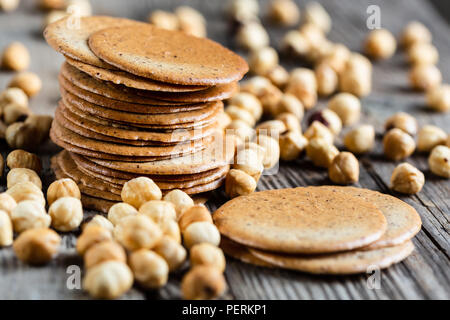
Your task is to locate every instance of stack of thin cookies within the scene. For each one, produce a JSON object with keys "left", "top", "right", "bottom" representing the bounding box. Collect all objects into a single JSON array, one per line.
[
  {"left": 43, "top": 16, "right": 248, "bottom": 212},
  {"left": 214, "top": 186, "right": 422, "bottom": 274}
]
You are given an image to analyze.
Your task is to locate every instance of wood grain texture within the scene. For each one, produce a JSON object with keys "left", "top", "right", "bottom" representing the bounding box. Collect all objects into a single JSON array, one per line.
[{"left": 0, "top": 0, "right": 449, "bottom": 300}]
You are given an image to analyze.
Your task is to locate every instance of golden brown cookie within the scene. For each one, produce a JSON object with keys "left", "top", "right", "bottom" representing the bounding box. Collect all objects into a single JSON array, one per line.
[{"left": 220, "top": 237, "right": 274, "bottom": 268}]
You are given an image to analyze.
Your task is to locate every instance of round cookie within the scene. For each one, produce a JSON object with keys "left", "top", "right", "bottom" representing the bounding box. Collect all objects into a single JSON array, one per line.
[
  {"left": 250, "top": 241, "right": 415, "bottom": 275},
  {"left": 220, "top": 237, "right": 274, "bottom": 268},
  {"left": 88, "top": 25, "right": 248, "bottom": 85},
  {"left": 81, "top": 193, "right": 116, "bottom": 214},
  {"left": 213, "top": 187, "right": 388, "bottom": 254}
]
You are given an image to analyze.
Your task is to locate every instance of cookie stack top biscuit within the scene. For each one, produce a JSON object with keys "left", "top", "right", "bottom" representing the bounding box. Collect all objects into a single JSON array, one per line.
[{"left": 44, "top": 16, "right": 247, "bottom": 212}]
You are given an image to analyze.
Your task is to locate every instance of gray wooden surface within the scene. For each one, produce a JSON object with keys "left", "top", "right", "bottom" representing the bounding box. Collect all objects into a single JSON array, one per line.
[{"left": 0, "top": 0, "right": 449, "bottom": 300}]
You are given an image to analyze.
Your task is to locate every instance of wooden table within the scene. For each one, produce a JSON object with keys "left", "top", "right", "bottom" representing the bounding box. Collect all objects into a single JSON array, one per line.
[{"left": 0, "top": 0, "right": 449, "bottom": 300}]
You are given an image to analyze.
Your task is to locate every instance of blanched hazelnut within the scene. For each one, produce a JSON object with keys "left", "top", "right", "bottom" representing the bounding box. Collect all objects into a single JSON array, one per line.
[
  {"left": 225, "top": 105, "right": 255, "bottom": 127},
  {"left": 346, "top": 53, "right": 373, "bottom": 73},
  {"left": 1, "top": 42, "right": 30, "bottom": 71},
  {"left": 84, "top": 240, "right": 126, "bottom": 269},
  {"left": 407, "top": 42, "right": 438, "bottom": 66},
  {"left": 76, "top": 225, "right": 113, "bottom": 256},
  {"left": 48, "top": 197, "right": 83, "bottom": 232},
  {"left": 410, "top": 64, "right": 442, "bottom": 91},
  {"left": 0, "top": 87, "right": 28, "bottom": 109},
  {"left": 256, "top": 120, "right": 286, "bottom": 137},
  {"left": 243, "top": 141, "right": 266, "bottom": 164},
  {"left": 175, "top": 6, "right": 207, "bottom": 38},
  {"left": 225, "top": 168, "right": 257, "bottom": 198},
  {"left": 228, "top": 0, "right": 259, "bottom": 23},
  {"left": 384, "top": 112, "right": 418, "bottom": 135},
  {"left": 114, "top": 215, "right": 163, "bottom": 251},
  {"left": 401, "top": 21, "right": 431, "bottom": 48},
  {"left": 11, "top": 200, "right": 50, "bottom": 233},
  {"left": 163, "top": 189, "right": 194, "bottom": 218},
  {"left": 268, "top": 0, "right": 300, "bottom": 26},
  {"left": 285, "top": 68, "right": 317, "bottom": 109},
  {"left": 364, "top": 29, "right": 396, "bottom": 60},
  {"left": 328, "top": 152, "right": 359, "bottom": 184},
  {"left": 308, "top": 109, "right": 342, "bottom": 135},
  {"left": 121, "top": 177, "right": 162, "bottom": 209},
  {"left": 236, "top": 22, "right": 269, "bottom": 51},
  {"left": 6, "top": 181, "right": 45, "bottom": 206},
  {"left": 383, "top": 128, "right": 416, "bottom": 161},
  {"left": 339, "top": 67, "right": 372, "bottom": 97},
  {"left": 0, "top": 210, "right": 13, "bottom": 247},
  {"left": 8, "top": 72, "right": 42, "bottom": 97},
  {"left": 6, "top": 149, "right": 42, "bottom": 173},
  {"left": 427, "top": 84, "right": 450, "bottom": 113},
  {"left": 153, "top": 236, "right": 187, "bottom": 271},
  {"left": 5, "top": 122, "right": 41, "bottom": 151},
  {"left": 228, "top": 92, "right": 263, "bottom": 121},
  {"left": 276, "top": 113, "right": 301, "bottom": 133},
  {"left": 256, "top": 83, "right": 283, "bottom": 114},
  {"left": 344, "top": 124, "right": 375, "bottom": 154},
  {"left": 66, "top": 0, "right": 91, "bottom": 16},
  {"left": 47, "top": 178, "right": 81, "bottom": 206},
  {"left": 281, "top": 30, "right": 310, "bottom": 57},
  {"left": 190, "top": 243, "right": 226, "bottom": 272},
  {"left": 7, "top": 168, "right": 42, "bottom": 190},
  {"left": 304, "top": 1, "right": 331, "bottom": 33},
  {"left": 233, "top": 148, "right": 264, "bottom": 181},
  {"left": 129, "top": 249, "right": 168, "bottom": 289},
  {"left": 225, "top": 120, "right": 255, "bottom": 143},
  {"left": 272, "top": 93, "right": 304, "bottom": 120},
  {"left": 148, "top": 10, "right": 179, "bottom": 30},
  {"left": 83, "top": 261, "right": 133, "bottom": 299},
  {"left": 266, "top": 65, "right": 289, "bottom": 88},
  {"left": 249, "top": 47, "right": 279, "bottom": 76},
  {"left": 178, "top": 205, "right": 213, "bottom": 232},
  {"left": 3, "top": 103, "right": 30, "bottom": 125},
  {"left": 0, "top": 193, "right": 17, "bottom": 218},
  {"left": 13, "top": 228, "right": 60, "bottom": 265},
  {"left": 328, "top": 93, "right": 361, "bottom": 126},
  {"left": 315, "top": 62, "right": 338, "bottom": 96},
  {"left": 254, "top": 133, "right": 280, "bottom": 169},
  {"left": 107, "top": 202, "right": 138, "bottom": 226},
  {"left": 428, "top": 145, "right": 450, "bottom": 178},
  {"left": 183, "top": 221, "right": 220, "bottom": 249},
  {"left": 390, "top": 163, "right": 425, "bottom": 194},
  {"left": 159, "top": 218, "right": 181, "bottom": 244},
  {"left": 24, "top": 114, "right": 53, "bottom": 143},
  {"left": 0, "top": 0, "right": 19, "bottom": 12},
  {"left": 84, "top": 215, "right": 114, "bottom": 235},
  {"left": 139, "top": 200, "right": 176, "bottom": 226},
  {"left": 417, "top": 125, "right": 447, "bottom": 152},
  {"left": 304, "top": 121, "right": 334, "bottom": 145},
  {"left": 279, "top": 131, "right": 308, "bottom": 161},
  {"left": 320, "top": 43, "right": 350, "bottom": 74},
  {"left": 306, "top": 137, "right": 339, "bottom": 168},
  {"left": 181, "top": 266, "right": 227, "bottom": 300}
]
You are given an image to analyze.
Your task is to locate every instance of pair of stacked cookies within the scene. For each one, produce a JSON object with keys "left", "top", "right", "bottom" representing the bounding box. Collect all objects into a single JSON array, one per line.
[
  {"left": 44, "top": 16, "right": 248, "bottom": 212},
  {"left": 214, "top": 186, "right": 422, "bottom": 274}
]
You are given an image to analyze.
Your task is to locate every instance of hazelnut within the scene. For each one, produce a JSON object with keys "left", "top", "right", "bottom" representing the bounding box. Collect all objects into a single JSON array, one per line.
[
  {"left": 121, "top": 177, "right": 162, "bottom": 209},
  {"left": 256, "top": 120, "right": 286, "bottom": 138},
  {"left": 409, "top": 64, "right": 442, "bottom": 91},
  {"left": 107, "top": 202, "right": 138, "bottom": 226},
  {"left": 83, "top": 261, "right": 133, "bottom": 299},
  {"left": 304, "top": 121, "right": 334, "bottom": 145},
  {"left": 47, "top": 178, "right": 81, "bottom": 206},
  {"left": 306, "top": 137, "right": 339, "bottom": 168},
  {"left": 153, "top": 236, "right": 187, "bottom": 271},
  {"left": 114, "top": 215, "right": 163, "bottom": 251},
  {"left": 0, "top": 210, "right": 13, "bottom": 247},
  {"left": 6, "top": 149, "right": 42, "bottom": 173},
  {"left": 13, "top": 228, "right": 60, "bottom": 265},
  {"left": 5, "top": 121, "right": 41, "bottom": 151},
  {"left": 315, "top": 62, "right": 338, "bottom": 96},
  {"left": 364, "top": 29, "right": 397, "bottom": 60},
  {"left": 190, "top": 243, "right": 226, "bottom": 272},
  {"left": 383, "top": 128, "right": 416, "bottom": 161},
  {"left": 182, "top": 221, "right": 221, "bottom": 249},
  {"left": 38, "top": 0, "right": 66, "bottom": 10},
  {"left": 7, "top": 168, "right": 42, "bottom": 189},
  {"left": 225, "top": 120, "right": 255, "bottom": 143},
  {"left": 427, "top": 84, "right": 450, "bottom": 113},
  {"left": 285, "top": 68, "right": 317, "bottom": 109},
  {"left": 24, "top": 114, "right": 53, "bottom": 143},
  {"left": 276, "top": 113, "right": 301, "bottom": 133},
  {"left": 48, "top": 197, "right": 83, "bottom": 232},
  {"left": 308, "top": 109, "right": 342, "bottom": 135},
  {"left": 8, "top": 72, "right": 42, "bottom": 97},
  {"left": 84, "top": 215, "right": 114, "bottom": 235},
  {"left": 0, "top": 0, "right": 19, "bottom": 12},
  {"left": 148, "top": 10, "right": 179, "bottom": 30},
  {"left": 339, "top": 67, "right": 372, "bottom": 97},
  {"left": 417, "top": 125, "right": 447, "bottom": 152},
  {"left": 225, "top": 105, "right": 256, "bottom": 127},
  {"left": 225, "top": 168, "right": 257, "bottom": 198},
  {"left": 328, "top": 93, "right": 361, "bottom": 126},
  {"left": 233, "top": 148, "right": 264, "bottom": 181},
  {"left": 407, "top": 42, "right": 439, "bottom": 66},
  {"left": 281, "top": 30, "right": 310, "bottom": 58},
  {"left": 84, "top": 241, "right": 126, "bottom": 269},
  {"left": 328, "top": 152, "right": 359, "bottom": 184},
  {"left": 344, "top": 124, "right": 375, "bottom": 154},
  {"left": 236, "top": 22, "right": 269, "bottom": 51},
  {"left": 272, "top": 93, "right": 304, "bottom": 120},
  {"left": 268, "top": 0, "right": 300, "bottom": 26},
  {"left": 3, "top": 103, "right": 30, "bottom": 125},
  {"left": 0, "top": 87, "right": 28, "bottom": 108},
  {"left": 242, "top": 141, "right": 266, "bottom": 163},
  {"left": 401, "top": 21, "right": 432, "bottom": 48},
  {"left": 160, "top": 219, "right": 181, "bottom": 244},
  {"left": 217, "top": 111, "right": 232, "bottom": 130},
  {"left": 228, "top": 92, "right": 263, "bottom": 122},
  {"left": 11, "top": 200, "right": 50, "bottom": 233},
  {"left": 304, "top": 1, "right": 331, "bottom": 33},
  {"left": 346, "top": 53, "right": 373, "bottom": 73},
  {"left": 139, "top": 200, "right": 176, "bottom": 226},
  {"left": 384, "top": 112, "right": 418, "bottom": 136},
  {"left": 178, "top": 205, "right": 213, "bottom": 232},
  {"left": 228, "top": 0, "right": 259, "bottom": 23},
  {"left": 390, "top": 163, "right": 425, "bottom": 194},
  {"left": 254, "top": 134, "right": 280, "bottom": 169},
  {"left": 175, "top": 6, "right": 207, "bottom": 38},
  {"left": 181, "top": 266, "right": 226, "bottom": 300},
  {"left": 428, "top": 145, "right": 450, "bottom": 178},
  {"left": 279, "top": 131, "right": 308, "bottom": 161},
  {"left": 129, "top": 249, "right": 169, "bottom": 289},
  {"left": 163, "top": 189, "right": 194, "bottom": 218},
  {"left": 66, "top": 0, "right": 92, "bottom": 17},
  {"left": 43, "top": 10, "right": 69, "bottom": 28},
  {"left": 249, "top": 47, "right": 279, "bottom": 76},
  {"left": 266, "top": 65, "right": 289, "bottom": 88},
  {"left": 1, "top": 42, "right": 30, "bottom": 71},
  {"left": 6, "top": 181, "right": 45, "bottom": 206},
  {"left": 320, "top": 43, "right": 351, "bottom": 74},
  {"left": 0, "top": 193, "right": 17, "bottom": 218},
  {"left": 258, "top": 83, "right": 283, "bottom": 114},
  {"left": 76, "top": 225, "right": 113, "bottom": 256},
  {"left": 240, "top": 76, "right": 272, "bottom": 96}
]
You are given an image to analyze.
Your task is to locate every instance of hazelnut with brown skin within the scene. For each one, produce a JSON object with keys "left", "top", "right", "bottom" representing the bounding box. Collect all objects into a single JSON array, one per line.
[
  {"left": 328, "top": 152, "right": 359, "bottom": 184},
  {"left": 181, "top": 265, "right": 227, "bottom": 300},
  {"left": 390, "top": 163, "right": 425, "bottom": 194},
  {"left": 6, "top": 149, "right": 42, "bottom": 174},
  {"left": 384, "top": 112, "right": 418, "bottom": 136},
  {"left": 383, "top": 128, "right": 416, "bottom": 161}
]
